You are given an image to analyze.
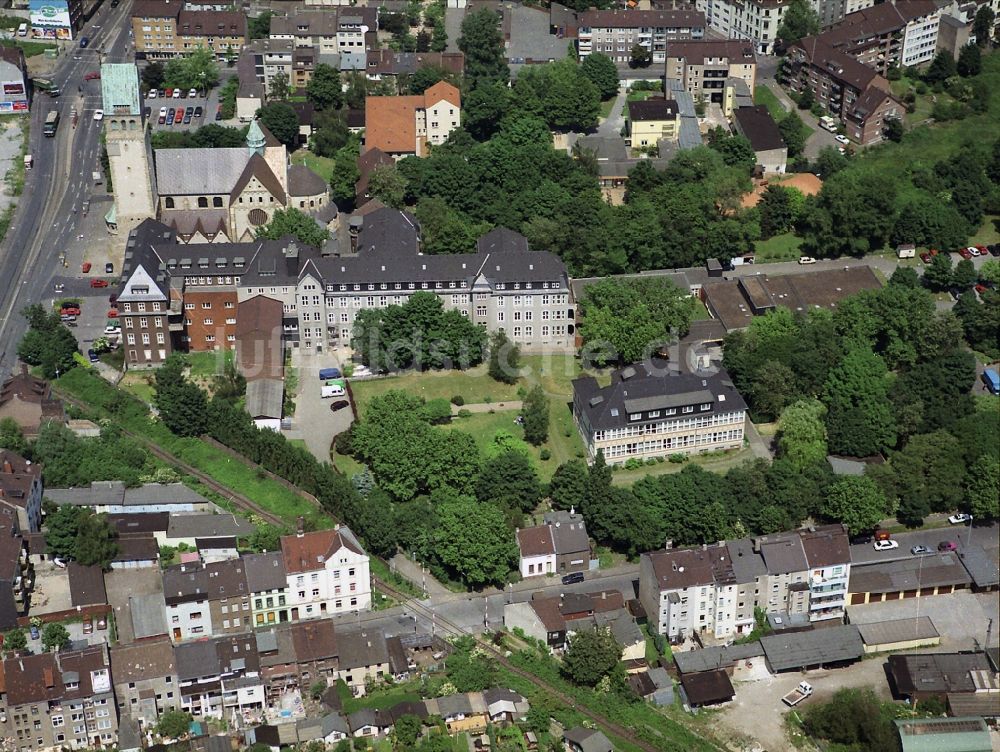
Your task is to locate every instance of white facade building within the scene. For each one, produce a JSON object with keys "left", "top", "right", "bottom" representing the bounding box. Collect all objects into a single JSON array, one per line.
[{"left": 280, "top": 526, "right": 372, "bottom": 620}]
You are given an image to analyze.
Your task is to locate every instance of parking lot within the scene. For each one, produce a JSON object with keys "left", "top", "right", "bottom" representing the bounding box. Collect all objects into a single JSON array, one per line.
[
  {"left": 145, "top": 87, "right": 224, "bottom": 131},
  {"left": 31, "top": 561, "right": 74, "bottom": 617},
  {"left": 848, "top": 591, "right": 999, "bottom": 651},
  {"left": 283, "top": 350, "right": 354, "bottom": 463}
]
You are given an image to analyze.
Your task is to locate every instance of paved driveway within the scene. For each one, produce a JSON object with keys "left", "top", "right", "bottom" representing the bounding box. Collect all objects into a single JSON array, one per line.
[
  {"left": 849, "top": 521, "right": 997, "bottom": 566},
  {"left": 597, "top": 90, "right": 626, "bottom": 138},
  {"left": 285, "top": 349, "right": 353, "bottom": 464}
]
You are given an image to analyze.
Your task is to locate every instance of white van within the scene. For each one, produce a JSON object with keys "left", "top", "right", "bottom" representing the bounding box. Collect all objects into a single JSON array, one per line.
[
  {"left": 818, "top": 116, "right": 837, "bottom": 133},
  {"left": 17, "top": 23, "right": 27, "bottom": 37},
  {"left": 320, "top": 382, "right": 346, "bottom": 398}
]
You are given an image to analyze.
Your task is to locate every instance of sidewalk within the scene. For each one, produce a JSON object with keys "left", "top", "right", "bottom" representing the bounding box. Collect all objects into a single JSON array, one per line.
[
  {"left": 453, "top": 400, "right": 521, "bottom": 415},
  {"left": 389, "top": 553, "right": 452, "bottom": 596}
]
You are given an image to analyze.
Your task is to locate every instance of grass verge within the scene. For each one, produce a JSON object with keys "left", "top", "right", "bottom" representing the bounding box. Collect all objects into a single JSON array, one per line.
[
  {"left": 753, "top": 85, "right": 787, "bottom": 120},
  {"left": 54, "top": 368, "right": 325, "bottom": 528}
]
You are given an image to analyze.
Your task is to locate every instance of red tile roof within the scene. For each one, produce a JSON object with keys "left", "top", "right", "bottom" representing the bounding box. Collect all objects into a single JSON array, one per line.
[
  {"left": 280, "top": 528, "right": 364, "bottom": 574},
  {"left": 364, "top": 82, "right": 460, "bottom": 155}
]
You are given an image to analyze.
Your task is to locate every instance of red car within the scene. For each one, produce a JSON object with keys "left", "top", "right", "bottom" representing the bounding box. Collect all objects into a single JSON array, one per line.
[
  {"left": 165, "top": 87, "right": 173, "bottom": 97},
  {"left": 959, "top": 247, "right": 973, "bottom": 260},
  {"left": 919, "top": 252, "right": 932, "bottom": 264},
  {"left": 975, "top": 283, "right": 988, "bottom": 294},
  {"left": 81, "top": 262, "right": 92, "bottom": 273},
  {"left": 84, "top": 71, "right": 100, "bottom": 81},
  {"left": 90, "top": 278, "right": 108, "bottom": 288},
  {"left": 106, "top": 309, "right": 118, "bottom": 318},
  {"left": 61, "top": 306, "right": 81, "bottom": 316},
  {"left": 976, "top": 245, "right": 988, "bottom": 254},
  {"left": 174, "top": 107, "right": 184, "bottom": 121}
]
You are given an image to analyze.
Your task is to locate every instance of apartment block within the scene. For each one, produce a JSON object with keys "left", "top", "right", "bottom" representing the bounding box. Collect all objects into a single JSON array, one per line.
[
  {"left": 269, "top": 8, "right": 377, "bottom": 55},
  {"left": 572, "top": 362, "right": 747, "bottom": 465},
  {"left": 110, "top": 638, "right": 180, "bottom": 726},
  {"left": 816, "top": 0, "right": 941, "bottom": 74},
  {"left": 785, "top": 36, "right": 903, "bottom": 144},
  {"left": 664, "top": 40, "right": 757, "bottom": 113},
  {"left": 639, "top": 525, "right": 851, "bottom": 641},
  {"left": 132, "top": 0, "right": 247, "bottom": 60},
  {"left": 280, "top": 525, "right": 371, "bottom": 620},
  {"left": 0, "top": 645, "right": 116, "bottom": 752},
  {"left": 694, "top": 0, "right": 785, "bottom": 55},
  {"left": 0, "top": 506, "right": 31, "bottom": 631},
  {"left": 175, "top": 633, "right": 263, "bottom": 718},
  {"left": 578, "top": 9, "right": 706, "bottom": 63},
  {"left": 626, "top": 98, "right": 680, "bottom": 148}
]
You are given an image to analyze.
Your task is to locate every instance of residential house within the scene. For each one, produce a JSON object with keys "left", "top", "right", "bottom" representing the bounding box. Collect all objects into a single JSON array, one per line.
[
  {"left": 269, "top": 8, "right": 377, "bottom": 55},
  {"left": 296, "top": 713, "right": 350, "bottom": 745},
  {"left": 572, "top": 361, "right": 747, "bottom": 465},
  {"left": 364, "top": 50, "right": 464, "bottom": 86},
  {"left": 67, "top": 563, "right": 108, "bottom": 611},
  {"left": 503, "top": 590, "right": 626, "bottom": 651},
  {"left": 244, "top": 551, "right": 291, "bottom": 627},
  {"left": 128, "top": 592, "right": 170, "bottom": 641},
  {"left": 110, "top": 638, "right": 180, "bottom": 726},
  {"left": 482, "top": 688, "right": 530, "bottom": 725},
  {"left": 175, "top": 633, "right": 262, "bottom": 718},
  {"left": 365, "top": 81, "right": 461, "bottom": 158},
  {"left": 425, "top": 693, "right": 488, "bottom": 734},
  {"left": 0, "top": 449, "right": 43, "bottom": 533},
  {"left": 163, "top": 562, "right": 214, "bottom": 642},
  {"left": 626, "top": 98, "right": 680, "bottom": 149},
  {"left": 517, "top": 510, "right": 592, "bottom": 578},
  {"left": 163, "top": 513, "right": 254, "bottom": 551},
  {"left": 290, "top": 620, "right": 339, "bottom": 689},
  {"left": 243, "top": 38, "right": 294, "bottom": 94},
  {"left": 664, "top": 40, "right": 757, "bottom": 114},
  {"left": 255, "top": 626, "right": 301, "bottom": 700},
  {"left": 732, "top": 105, "right": 787, "bottom": 174},
  {"left": 639, "top": 524, "right": 851, "bottom": 641},
  {"left": 578, "top": 9, "right": 706, "bottom": 63},
  {"left": 280, "top": 524, "right": 371, "bottom": 620},
  {"left": 593, "top": 610, "right": 646, "bottom": 662},
  {"left": 347, "top": 708, "right": 393, "bottom": 738},
  {"left": 0, "top": 507, "right": 30, "bottom": 631},
  {"left": 784, "top": 36, "right": 903, "bottom": 144},
  {"left": 131, "top": 0, "right": 247, "bottom": 60},
  {"left": 336, "top": 630, "right": 390, "bottom": 695},
  {"left": 111, "top": 536, "right": 161, "bottom": 570},
  {"left": 203, "top": 558, "right": 252, "bottom": 634},
  {"left": 0, "top": 366, "right": 64, "bottom": 438},
  {"left": 564, "top": 727, "right": 613, "bottom": 752}
]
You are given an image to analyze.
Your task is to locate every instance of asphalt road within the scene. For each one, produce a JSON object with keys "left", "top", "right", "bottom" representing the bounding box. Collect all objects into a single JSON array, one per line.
[
  {"left": 849, "top": 521, "right": 998, "bottom": 566},
  {"left": 0, "top": 0, "right": 132, "bottom": 379}
]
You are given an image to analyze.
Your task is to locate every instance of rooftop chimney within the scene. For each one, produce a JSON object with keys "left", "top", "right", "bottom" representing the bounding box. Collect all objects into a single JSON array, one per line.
[
  {"left": 296, "top": 516, "right": 305, "bottom": 537},
  {"left": 2, "top": 460, "right": 11, "bottom": 474}
]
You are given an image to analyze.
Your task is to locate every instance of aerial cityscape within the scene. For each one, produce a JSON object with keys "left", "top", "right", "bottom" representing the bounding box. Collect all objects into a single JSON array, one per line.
[{"left": 0, "top": 0, "right": 996, "bottom": 750}]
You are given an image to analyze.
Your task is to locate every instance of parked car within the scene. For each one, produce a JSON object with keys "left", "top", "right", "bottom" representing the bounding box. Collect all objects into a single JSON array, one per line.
[
  {"left": 79, "top": 36, "right": 89, "bottom": 47},
  {"left": 188, "top": 88, "right": 198, "bottom": 98},
  {"left": 107, "top": 309, "right": 118, "bottom": 318},
  {"left": 849, "top": 532, "right": 873, "bottom": 545},
  {"left": 158, "top": 106, "right": 167, "bottom": 123},
  {"left": 166, "top": 109, "right": 175, "bottom": 125},
  {"left": 96, "top": 615, "right": 107, "bottom": 630},
  {"left": 174, "top": 107, "right": 184, "bottom": 121},
  {"left": 105, "top": 262, "right": 114, "bottom": 274},
  {"left": 969, "top": 246, "right": 982, "bottom": 257},
  {"left": 910, "top": 545, "right": 933, "bottom": 555},
  {"left": 919, "top": 252, "right": 933, "bottom": 264},
  {"left": 959, "top": 247, "right": 974, "bottom": 260},
  {"left": 835, "top": 134, "right": 850, "bottom": 144},
  {"left": 143, "top": 106, "right": 151, "bottom": 120},
  {"left": 61, "top": 306, "right": 81, "bottom": 316},
  {"left": 54, "top": 283, "right": 65, "bottom": 292},
  {"left": 330, "top": 400, "right": 349, "bottom": 412},
  {"left": 147, "top": 88, "right": 157, "bottom": 99},
  {"left": 215, "top": 106, "right": 223, "bottom": 120},
  {"left": 976, "top": 283, "right": 989, "bottom": 294},
  {"left": 165, "top": 87, "right": 173, "bottom": 97},
  {"left": 938, "top": 541, "right": 958, "bottom": 552},
  {"left": 83, "top": 73, "right": 101, "bottom": 82},
  {"left": 29, "top": 624, "right": 40, "bottom": 639},
  {"left": 194, "top": 106, "right": 203, "bottom": 118},
  {"left": 183, "top": 110, "right": 192, "bottom": 124},
  {"left": 948, "top": 513, "right": 972, "bottom": 524},
  {"left": 798, "top": 256, "right": 817, "bottom": 265},
  {"left": 173, "top": 88, "right": 182, "bottom": 98},
  {"left": 83, "top": 617, "right": 93, "bottom": 634},
  {"left": 109, "top": 293, "right": 118, "bottom": 304},
  {"left": 104, "top": 325, "right": 119, "bottom": 334},
  {"left": 873, "top": 539, "right": 899, "bottom": 551},
  {"left": 988, "top": 244, "right": 1000, "bottom": 257},
  {"left": 90, "top": 278, "right": 108, "bottom": 288},
  {"left": 82, "top": 262, "right": 91, "bottom": 273},
  {"left": 60, "top": 313, "right": 77, "bottom": 322},
  {"left": 561, "top": 572, "right": 585, "bottom": 585},
  {"left": 93, "top": 109, "right": 104, "bottom": 121},
  {"left": 87, "top": 349, "right": 99, "bottom": 363}
]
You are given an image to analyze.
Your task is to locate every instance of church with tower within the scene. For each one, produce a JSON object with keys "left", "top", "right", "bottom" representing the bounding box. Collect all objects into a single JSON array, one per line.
[{"left": 101, "top": 63, "right": 329, "bottom": 243}]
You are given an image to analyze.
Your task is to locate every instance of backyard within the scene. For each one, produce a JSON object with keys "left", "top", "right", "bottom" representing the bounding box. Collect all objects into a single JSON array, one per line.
[{"left": 291, "top": 150, "right": 335, "bottom": 183}]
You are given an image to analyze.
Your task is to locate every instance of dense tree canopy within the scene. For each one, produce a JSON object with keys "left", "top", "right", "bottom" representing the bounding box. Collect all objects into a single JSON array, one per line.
[
  {"left": 775, "top": 0, "right": 820, "bottom": 45},
  {"left": 561, "top": 627, "right": 622, "bottom": 686},
  {"left": 580, "top": 53, "right": 620, "bottom": 100},
  {"left": 18, "top": 304, "right": 78, "bottom": 379},
  {"left": 458, "top": 9, "right": 509, "bottom": 86},
  {"left": 306, "top": 63, "right": 344, "bottom": 111},
  {"left": 256, "top": 208, "right": 330, "bottom": 247},
  {"left": 428, "top": 492, "right": 517, "bottom": 588},
  {"left": 255, "top": 102, "right": 300, "bottom": 147},
  {"left": 154, "top": 355, "right": 209, "bottom": 438}
]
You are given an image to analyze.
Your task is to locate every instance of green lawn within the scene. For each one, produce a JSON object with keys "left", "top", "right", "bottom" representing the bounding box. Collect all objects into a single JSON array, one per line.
[
  {"left": 291, "top": 150, "right": 335, "bottom": 183},
  {"left": 754, "top": 232, "right": 804, "bottom": 262},
  {"left": 349, "top": 354, "right": 582, "bottom": 415},
  {"left": 753, "top": 85, "right": 787, "bottom": 120},
  {"left": 970, "top": 215, "right": 1000, "bottom": 246},
  {"left": 599, "top": 97, "right": 617, "bottom": 119},
  {"left": 186, "top": 349, "right": 233, "bottom": 377},
  {"left": 338, "top": 680, "right": 423, "bottom": 714}
]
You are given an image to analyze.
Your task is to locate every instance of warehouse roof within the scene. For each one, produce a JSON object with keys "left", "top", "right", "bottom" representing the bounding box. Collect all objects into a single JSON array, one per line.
[
  {"left": 855, "top": 617, "right": 939, "bottom": 648},
  {"left": 760, "top": 625, "right": 863, "bottom": 671}
]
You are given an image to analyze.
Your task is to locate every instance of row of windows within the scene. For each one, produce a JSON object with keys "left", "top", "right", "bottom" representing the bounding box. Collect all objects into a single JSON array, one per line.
[
  {"left": 601, "top": 429, "right": 743, "bottom": 457},
  {"left": 120, "top": 301, "right": 161, "bottom": 313},
  {"left": 592, "top": 411, "right": 745, "bottom": 441},
  {"left": 126, "top": 333, "right": 166, "bottom": 346},
  {"left": 185, "top": 301, "right": 236, "bottom": 309}
]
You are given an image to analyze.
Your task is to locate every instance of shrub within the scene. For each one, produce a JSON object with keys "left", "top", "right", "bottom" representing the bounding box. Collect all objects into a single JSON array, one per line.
[
  {"left": 540, "top": 449, "right": 551, "bottom": 461},
  {"left": 668, "top": 453, "right": 688, "bottom": 464},
  {"left": 451, "top": 395, "right": 465, "bottom": 406},
  {"left": 457, "top": 409, "right": 471, "bottom": 418}
]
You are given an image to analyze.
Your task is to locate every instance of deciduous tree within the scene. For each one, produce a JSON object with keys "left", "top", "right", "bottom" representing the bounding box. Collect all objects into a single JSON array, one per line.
[
  {"left": 549, "top": 460, "right": 588, "bottom": 511},
  {"left": 255, "top": 102, "right": 299, "bottom": 147},
  {"left": 562, "top": 627, "right": 622, "bottom": 686},
  {"left": 822, "top": 348, "right": 896, "bottom": 457},
  {"left": 428, "top": 494, "right": 516, "bottom": 588},
  {"left": 521, "top": 385, "right": 549, "bottom": 446},
  {"left": 821, "top": 476, "right": 889, "bottom": 533},
  {"left": 458, "top": 9, "right": 509, "bottom": 86},
  {"left": 966, "top": 454, "right": 999, "bottom": 520},
  {"left": 580, "top": 53, "right": 620, "bottom": 100},
  {"left": 306, "top": 63, "right": 344, "bottom": 111},
  {"left": 256, "top": 207, "right": 330, "bottom": 247},
  {"left": 41, "top": 623, "right": 70, "bottom": 652},
  {"left": 488, "top": 330, "right": 520, "bottom": 384},
  {"left": 777, "top": 399, "right": 828, "bottom": 469},
  {"left": 776, "top": 0, "right": 819, "bottom": 45},
  {"left": 475, "top": 450, "right": 542, "bottom": 513}
]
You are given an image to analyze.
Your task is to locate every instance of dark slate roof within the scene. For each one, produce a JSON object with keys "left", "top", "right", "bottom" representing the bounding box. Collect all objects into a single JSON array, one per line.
[
  {"left": 477, "top": 227, "right": 530, "bottom": 255},
  {"left": 679, "top": 668, "right": 735, "bottom": 706},
  {"left": 287, "top": 163, "right": 328, "bottom": 197},
  {"left": 356, "top": 207, "right": 420, "bottom": 255},
  {"left": 242, "top": 551, "right": 287, "bottom": 592},
  {"left": 68, "top": 563, "right": 108, "bottom": 607},
  {"left": 888, "top": 652, "right": 994, "bottom": 695},
  {"left": 628, "top": 97, "right": 679, "bottom": 122},
  {"left": 760, "top": 625, "right": 863, "bottom": 671},
  {"left": 573, "top": 361, "right": 746, "bottom": 431},
  {"left": 733, "top": 105, "right": 785, "bottom": 152}
]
